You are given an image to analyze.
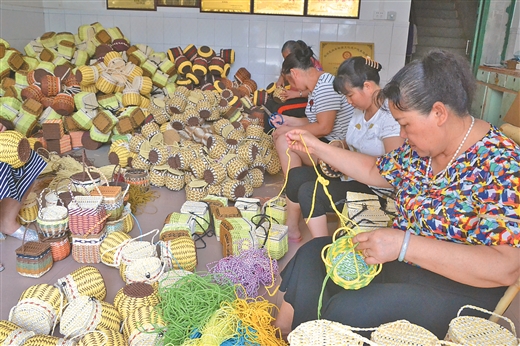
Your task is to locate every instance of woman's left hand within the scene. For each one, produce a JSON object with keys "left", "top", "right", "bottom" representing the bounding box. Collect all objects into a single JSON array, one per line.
[
  {"left": 282, "top": 89, "right": 302, "bottom": 100},
  {"left": 353, "top": 228, "right": 405, "bottom": 265}
]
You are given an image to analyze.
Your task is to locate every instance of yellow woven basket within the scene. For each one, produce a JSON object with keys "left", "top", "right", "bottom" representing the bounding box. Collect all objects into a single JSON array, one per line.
[
  {"left": 24, "top": 334, "right": 77, "bottom": 346},
  {"left": 446, "top": 305, "right": 518, "bottom": 346},
  {"left": 9, "top": 283, "right": 65, "bottom": 335},
  {"left": 17, "top": 191, "right": 38, "bottom": 225},
  {"left": 124, "top": 256, "right": 164, "bottom": 285},
  {"left": 77, "top": 329, "right": 126, "bottom": 346},
  {"left": 59, "top": 296, "right": 121, "bottom": 338},
  {"left": 123, "top": 305, "right": 166, "bottom": 344},
  {"left": 0, "top": 320, "right": 35, "bottom": 345},
  {"left": 370, "top": 320, "right": 440, "bottom": 345},
  {"left": 113, "top": 282, "right": 160, "bottom": 320},
  {"left": 55, "top": 265, "right": 107, "bottom": 301},
  {"left": 159, "top": 236, "right": 197, "bottom": 272},
  {"left": 288, "top": 319, "right": 376, "bottom": 346},
  {"left": 100, "top": 231, "right": 132, "bottom": 267},
  {"left": 119, "top": 232, "right": 159, "bottom": 282},
  {"left": 0, "top": 130, "right": 31, "bottom": 168}
]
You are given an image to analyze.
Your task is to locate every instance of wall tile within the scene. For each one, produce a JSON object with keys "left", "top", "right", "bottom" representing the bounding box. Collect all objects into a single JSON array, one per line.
[
  {"left": 65, "top": 13, "right": 81, "bottom": 33},
  {"left": 284, "top": 21, "right": 302, "bottom": 42},
  {"left": 355, "top": 23, "right": 374, "bottom": 43},
  {"left": 320, "top": 23, "right": 338, "bottom": 42},
  {"left": 197, "top": 18, "right": 215, "bottom": 46},
  {"left": 337, "top": 24, "right": 356, "bottom": 42},
  {"left": 97, "top": 14, "right": 114, "bottom": 28},
  {"left": 373, "top": 23, "right": 392, "bottom": 55},
  {"left": 265, "top": 47, "right": 282, "bottom": 75},
  {"left": 180, "top": 17, "right": 198, "bottom": 45},
  {"left": 387, "top": 53, "right": 406, "bottom": 81},
  {"left": 231, "top": 19, "right": 249, "bottom": 47},
  {"left": 250, "top": 20, "right": 267, "bottom": 48},
  {"left": 214, "top": 19, "right": 233, "bottom": 47},
  {"left": 130, "top": 15, "right": 147, "bottom": 44},
  {"left": 163, "top": 16, "right": 182, "bottom": 48},
  {"left": 81, "top": 13, "right": 99, "bottom": 26},
  {"left": 146, "top": 15, "right": 164, "bottom": 44},
  {"left": 248, "top": 47, "right": 266, "bottom": 76},
  {"left": 390, "top": 24, "right": 409, "bottom": 56},
  {"left": 266, "top": 21, "right": 285, "bottom": 49},
  {"left": 302, "top": 22, "right": 320, "bottom": 49}
]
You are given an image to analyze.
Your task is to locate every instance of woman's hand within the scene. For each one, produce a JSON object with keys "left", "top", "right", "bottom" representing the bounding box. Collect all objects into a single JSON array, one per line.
[
  {"left": 276, "top": 75, "right": 285, "bottom": 87},
  {"left": 285, "top": 129, "right": 323, "bottom": 156},
  {"left": 0, "top": 123, "right": 6, "bottom": 133},
  {"left": 272, "top": 124, "right": 292, "bottom": 141},
  {"left": 353, "top": 228, "right": 405, "bottom": 265},
  {"left": 282, "top": 89, "right": 302, "bottom": 100}
]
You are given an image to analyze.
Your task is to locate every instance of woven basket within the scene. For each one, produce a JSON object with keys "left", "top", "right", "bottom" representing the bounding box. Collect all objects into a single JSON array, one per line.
[
  {"left": 23, "top": 334, "right": 77, "bottom": 346},
  {"left": 71, "top": 228, "right": 107, "bottom": 264},
  {"left": 159, "top": 236, "right": 197, "bottom": 272},
  {"left": 15, "top": 229, "right": 53, "bottom": 278},
  {"left": 36, "top": 189, "right": 69, "bottom": 238},
  {"left": 119, "top": 233, "right": 159, "bottom": 282},
  {"left": 262, "top": 196, "right": 287, "bottom": 225},
  {"left": 185, "top": 179, "right": 209, "bottom": 202},
  {"left": 0, "top": 320, "right": 35, "bottom": 345},
  {"left": 99, "top": 231, "right": 132, "bottom": 267},
  {"left": 124, "top": 168, "right": 150, "bottom": 190},
  {"left": 255, "top": 221, "right": 289, "bottom": 260},
  {"left": 264, "top": 148, "right": 282, "bottom": 175},
  {"left": 124, "top": 256, "right": 164, "bottom": 285},
  {"left": 60, "top": 296, "right": 121, "bottom": 338},
  {"left": 9, "top": 283, "right": 65, "bottom": 335},
  {"left": 55, "top": 265, "right": 106, "bottom": 301},
  {"left": 0, "top": 130, "right": 31, "bottom": 168},
  {"left": 123, "top": 305, "right": 166, "bottom": 344},
  {"left": 90, "top": 185, "right": 125, "bottom": 221},
  {"left": 288, "top": 319, "right": 375, "bottom": 346},
  {"left": 41, "top": 232, "right": 71, "bottom": 262},
  {"left": 180, "top": 200, "right": 211, "bottom": 235},
  {"left": 219, "top": 218, "right": 257, "bottom": 257},
  {"left": 149, "top": 166, "right": 167, "bottom": 187},
  {"left": 70, "top": 168, "right": 102, "bottom": 193},
  {"left": 164, "top": 168, "right": 185, "bottom": 191},
  {"left": 160, "top": 221, "right": 192, "bottom": 242},
  {"left": 370, "top": 320, "right": 440, "bottom": 345},
  {"left": 342, "top": 192, "right": 390, "bottom": 232},
  {"left": 446, "top": 305, "right": 518, "bottom": 345},
  {"left": 17, "top": 192, "right": 38, "bottom": 225},
  {"left": 68, "top": 187, "right": 108, "bottom": 236},
  {"left": 223, "top": 155, "right": 249, "bottom": 180},
  {"left": 322, "top": 228, "right": 382, "bottom": 290},
  {"left": 105, "top": 203, "right": 133, "bottom": 234},
  {"left": 113, "top": 282, "right": 159, "bottom": 320},
  {"left": 212, "top": 206, "right": 241, "bottom": 241},
  {"left": 222, "top": 179, "right": 246, "bottom": 202},
  {"left": 77, "top": 329, "right": 126, "bottom": 346}
]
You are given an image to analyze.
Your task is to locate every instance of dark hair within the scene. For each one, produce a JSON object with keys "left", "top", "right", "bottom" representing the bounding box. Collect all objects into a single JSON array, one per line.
[
  {"left": 333, "top": 56, "right": 382, "bottom": 94},
  {"left": 281, "top": 40, "right": 315, "bottom": 57},
  {"left": 379, "top": 50, "right": 475, "bottom": 116},
  {"left": 281, "top": 43, "right": 315, "bottom": 75}
]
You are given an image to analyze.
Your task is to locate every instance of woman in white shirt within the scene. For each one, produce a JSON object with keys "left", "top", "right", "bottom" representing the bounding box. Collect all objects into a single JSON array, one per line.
[{"left": 284, "top": 57, "right": 404, "bottom": 242}]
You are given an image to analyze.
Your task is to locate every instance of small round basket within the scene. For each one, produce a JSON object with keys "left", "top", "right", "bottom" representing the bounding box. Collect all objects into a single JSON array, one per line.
[
  {"left": 159, "top": 236, "right": 197, "bottom": 272},
  {"left": 370, "top": 320, "right": 440, "bottom": 345},
  {"left": 164, "top": 168, "right": 185, "bottom": 191},
  {"left": 17, "top": 191, "right": 38, "bottom": 225},
  {"left": 0, "top": 320, "right": 35, "bottom": 345},
  {"left": 59, "top": 296, "right": 121, "bottom": 338},
  {"left": 24, "top": 334, "right": 77, "bottom": 346},
  {"left": 77, "top": 329, "right": 126, "bottom": 346},
  {"left": 55, "top": 265, "right": 107, "bottom": 301},
  {"left": 124, "top": 256, "right": 163, "bottom": 285},
  {"left": 123, "top": 305, "right": 166, "bottom": 344},
  {"left": 41, "top": 232, "right": 71, "bottom": 262},
  {"left": 446, "top": 305, "right": 518, "bottom": 346},
  {"left": 185, "top": 179, "right": 209, "bottom": 202},
  {"left": 0, "top": 130, "right": 31, "bottom": 168},
  {"left": 100, "top": 231, "right": 132, "bottom": 267},
  {"left": 119, "top": 240, "right": 158, "bottom": 282},
  {"left": 113, "top": 282, "right": 160, "bottom": 320},
  {"left": 288, "top": 319, "right": 374, "bottom": 346}
]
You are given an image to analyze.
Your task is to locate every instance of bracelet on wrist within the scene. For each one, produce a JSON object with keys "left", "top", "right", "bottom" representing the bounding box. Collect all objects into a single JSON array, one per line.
[{"left": 398, "top": 229, "right": 412, "bottom": 262}]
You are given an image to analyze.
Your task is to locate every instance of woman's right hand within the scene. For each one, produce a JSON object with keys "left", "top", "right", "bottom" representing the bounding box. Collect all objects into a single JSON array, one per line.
[
  {"left": 286, "top": 129, "right": 323, "bottom": 156},
  {"left": 0, "top": 123, "right": 6, "bottom": 133}
]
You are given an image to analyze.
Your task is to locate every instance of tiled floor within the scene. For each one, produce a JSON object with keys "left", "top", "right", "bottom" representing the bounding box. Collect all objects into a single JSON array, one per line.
[{"left": 1, "top": 147, "right": 519, "bottom": 336}]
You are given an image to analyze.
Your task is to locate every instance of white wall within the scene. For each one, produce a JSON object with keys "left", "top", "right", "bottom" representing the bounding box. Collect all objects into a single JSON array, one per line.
[
  {"left": 35, "top": 0, "right": 411, "bottom": 87},
  {"left": 505, "top": 0, "right": 520, "bottom": 59},
  {"left": 0, "top": 1, "right": 45, "bottom": 51},
  {"left": 482, "top": 0, "right": 515, "bottom": 64}
]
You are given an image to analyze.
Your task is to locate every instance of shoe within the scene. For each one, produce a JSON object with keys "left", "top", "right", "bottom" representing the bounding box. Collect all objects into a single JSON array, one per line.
[{"left": 7, "top": 226, "right": 39, "bottom": 242}]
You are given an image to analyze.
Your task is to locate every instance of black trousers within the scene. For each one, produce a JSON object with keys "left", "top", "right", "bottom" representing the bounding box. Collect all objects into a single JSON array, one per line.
[
  {"left": 286, "top": 166, "right": 379, "bottom": 219},
  {"left": 280, "top": 237, "right": 507, "bottom": 338}
]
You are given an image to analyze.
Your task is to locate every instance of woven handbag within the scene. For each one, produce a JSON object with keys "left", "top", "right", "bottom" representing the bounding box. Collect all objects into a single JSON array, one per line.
[
  {"left": 99, "top": 231, "right": 132, "bottom": 267},
  {"left": 9, "top": 283, "right": 65, "bottom": 335},
  {"left": 70, "top": 165, "right": 103, "bottom": 193},
  {"left": 90, "top": 184, "right": 125, "bottom": 221},
  {"left": 55, "top": 265, "right": 106, "bottom": 301},
  {"left": 160, "top": 222, "right": 192, "bottom": 242},
  {"left": 255, "top": 221, "right": 289, "bottom": 260},
  {"left": 370, "top": 320, "right": 441, "bottom": 345},
  {"left": 17, "top": 192, "right": 38, "bottom": 225},
  {"left": 262, "top": 196, "right": 287, "bottom": 225},
  {"left": 220, "top": 218, "right": 257, "bottom": 257},
  {"left": 321, "top": 228, "right": 382, "bottom": 291},
  {"left": 123, "top": 305, "right": 166, "bottom": 345},
  {"left": 124, "top": 256, "right": 164, "bottom": 285},
  {"left": 60, "top": 296, "right": 121, "bottom": 338},
  {"left": 119, "top": 230, "right": 159, "bottom": 282},
  {"left": 164, "top": 168, "right": 185, "bottom": 191},
  {"left": 0, "top": 130, "right": 31, "bottom": 168},
  {"left": 288, "top": 319, "right": 377, "bottom": 346},
  {"left": 68, "top": 183, "right": 108, "bottom": 236},
  {"left": 77, "top": 329, "right": 126, "bottom": 346},
  {"left": 36, "top": 188, "right": 69, "bottom": 237},
  {"left": 342, "top": 191, "right": 390, "bottom": 231},
  {"left": 159, "top": 236, "right": 197, "bottom": 272},
  {"left": 0, "top": 320, "right": 35, "bottom": 345},
  {"left": 213, "top": 206, "right": 241, "bottom": 241},
  {"left": 71, "top": 228, "right": 107, "bottom": 264},
  {"left": 105, "top": 203, "right": 133, "bottom": 234},
  {"left": 185, "top": 179, "right": 209, "bottom": 201},
  {"left": 446, "top": 305, "right": 518, "bottom": 345},
  {"left": 180, "top": 200, "right": 211, "bottom": 235},
  {"left": 15, "top": 227, "right": 53, "bottom": 278},
  {"left": 41, "top": 232, "right": 71, "bottom": 262},
  {"left": 319, "top": 140, "right": 346, "bottom": 179},
  {"left": 113, "top": 282, "right": 159, "bottom": 320}
]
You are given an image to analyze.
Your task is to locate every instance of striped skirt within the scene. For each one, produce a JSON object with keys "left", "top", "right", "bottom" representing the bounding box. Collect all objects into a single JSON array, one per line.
[{"left": 0, "top": 150, "right": 47, "bottom": 202}]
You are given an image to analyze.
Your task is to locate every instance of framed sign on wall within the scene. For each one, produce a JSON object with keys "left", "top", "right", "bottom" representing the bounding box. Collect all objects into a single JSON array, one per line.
[
  {"left": 158, "top": 0, "right": 199, "bottom": 7},
  {"left": 253, "top": 0, "right": 305, "bottom": 16},
  {"left": 319, "top": 42, "right": 374, "bottom": 75},
  {"left": 107, "top": 0, "right": 157, "bottom": 10},
  {"left": 306, "top": 0, "right": 360, "bottom": 18},
  {"left": 201, "top": 0, "right": 251, "bottom": 13}
]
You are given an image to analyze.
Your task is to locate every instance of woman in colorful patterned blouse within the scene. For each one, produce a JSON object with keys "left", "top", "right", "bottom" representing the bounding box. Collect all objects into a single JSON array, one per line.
[{"left": 274, "top": 50, "right": 520, "bottom": 338}]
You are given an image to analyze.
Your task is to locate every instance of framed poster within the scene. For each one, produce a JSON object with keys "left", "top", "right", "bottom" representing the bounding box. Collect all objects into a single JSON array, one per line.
[
  {"left": 107, "top": 0, "right": 157, "bottom": 10},
  {"left": 307, "top": 0, "right": 360, "bottom": 18},
  {"left": 253, "top": 0, "right": 304, "bottom": 16},
  {"left": 158, "top": 0, "right": 199, "bottom": 7},
  {"left": 201, "top": 0, "right": 251, "bottom": 13},
  {"left": 320, "top": 42, "right": 374, "bottom": 75}
]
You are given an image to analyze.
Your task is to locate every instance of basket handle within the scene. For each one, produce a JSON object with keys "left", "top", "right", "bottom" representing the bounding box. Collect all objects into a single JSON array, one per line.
[
  {"left": 82, "top": 212, "right": 111, "bottom": 238},
  {"left": 83, "top": 166, "right": 104, "bottom": 195},
  {"left": 87, "top": 165, "right": 110, "bottom": 187},
  {"left": 456, "top": 305, "right": 517, "bottom": 337},
  {"left": 37, "top": 187, "right": 65, "bottom": 215},
  {"left": 100, "top": 238, "right": 131, "bottom": 267},
  {"left": 67, "top": 181, "right": 91, "bottom": 209},
  {"left": 111, "top": 164, "right": 123, "bottom": 186}
]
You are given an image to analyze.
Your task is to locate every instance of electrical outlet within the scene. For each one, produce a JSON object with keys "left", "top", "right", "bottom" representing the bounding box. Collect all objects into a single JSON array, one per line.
[
  {"left": 387, "top": 11, "right": 397, "bottom": 21},
  {"left": 373, "top": 10, "right": 385, "bottom": 20}
]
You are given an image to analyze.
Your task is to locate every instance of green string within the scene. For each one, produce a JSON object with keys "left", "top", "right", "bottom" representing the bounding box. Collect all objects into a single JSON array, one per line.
[{"left": 155, "top": 273, "right": 236, "bottom": 345}]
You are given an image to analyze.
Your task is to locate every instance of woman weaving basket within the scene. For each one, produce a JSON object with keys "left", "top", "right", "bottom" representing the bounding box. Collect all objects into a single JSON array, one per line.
[
  {"left": 274, "top": 50, "right": 520, "bottom": 338},
  {"left": 285, "top": 56, "right": 404, "bottom": 241},
  {"left": 0, "top": 123, "right": 46, "bottom": 241}
]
